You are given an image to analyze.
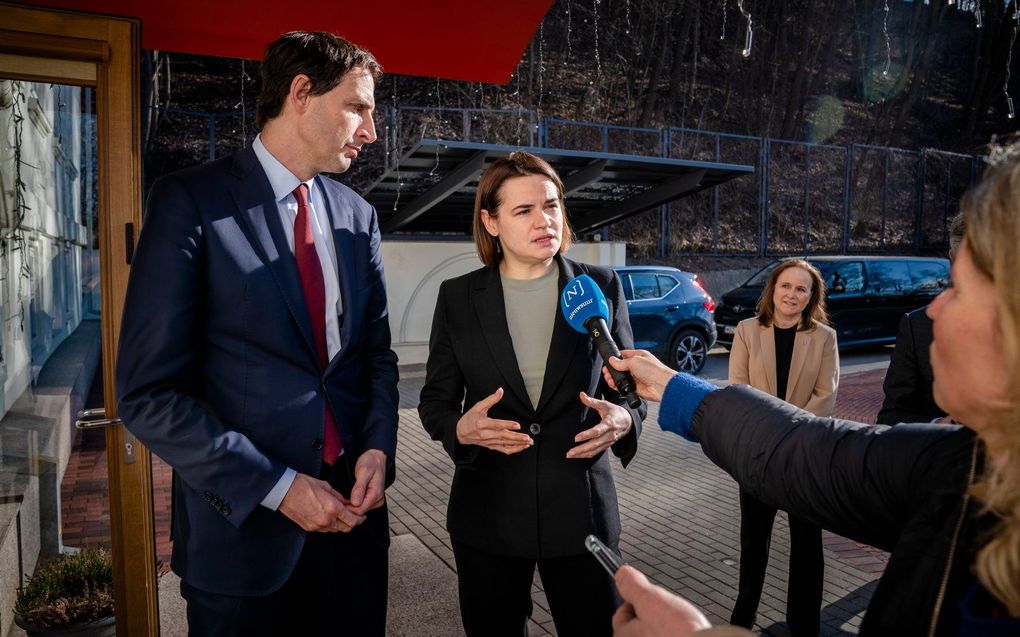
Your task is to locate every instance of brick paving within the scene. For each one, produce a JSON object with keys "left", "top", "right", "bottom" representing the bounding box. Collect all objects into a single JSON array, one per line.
[{"left": 60, "top": 363, "right": 892, "bottom": 636}]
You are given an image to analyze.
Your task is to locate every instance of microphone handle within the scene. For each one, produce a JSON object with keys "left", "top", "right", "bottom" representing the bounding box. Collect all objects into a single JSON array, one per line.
[{"left": 584, "top": 317, "right": 642, "bottom": 409}]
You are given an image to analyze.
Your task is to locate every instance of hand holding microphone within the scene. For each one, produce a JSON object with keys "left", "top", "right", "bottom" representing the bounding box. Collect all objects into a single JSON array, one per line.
[{"left": 560, "top": 274, "right": 642, "bottom": 409}]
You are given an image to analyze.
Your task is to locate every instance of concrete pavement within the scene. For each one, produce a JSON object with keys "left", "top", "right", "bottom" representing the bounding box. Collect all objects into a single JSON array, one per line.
[{"left": 58, "top": 350, "right": 893, "bottom": 636}]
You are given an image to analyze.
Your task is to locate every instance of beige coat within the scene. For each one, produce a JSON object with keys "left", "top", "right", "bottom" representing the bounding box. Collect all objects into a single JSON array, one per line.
[{"left": 728, "top": 317, "right": 839, "bottom": 417}]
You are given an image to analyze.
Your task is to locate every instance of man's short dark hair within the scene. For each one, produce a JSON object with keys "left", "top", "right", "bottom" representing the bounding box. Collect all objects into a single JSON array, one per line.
[{"left": 255, "top": 31, "right": 382, "bottom": 129}]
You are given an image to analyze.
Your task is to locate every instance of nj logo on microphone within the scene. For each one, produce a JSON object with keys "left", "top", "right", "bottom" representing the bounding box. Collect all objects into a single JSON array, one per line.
[{"left": 564, "top": 281, "right": 585, "bottom": 301}]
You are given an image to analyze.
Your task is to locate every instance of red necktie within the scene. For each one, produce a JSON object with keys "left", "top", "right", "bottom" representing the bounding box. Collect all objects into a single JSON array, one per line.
[{"left": 293, "top": 184, "right": 342, "bottom": 464}]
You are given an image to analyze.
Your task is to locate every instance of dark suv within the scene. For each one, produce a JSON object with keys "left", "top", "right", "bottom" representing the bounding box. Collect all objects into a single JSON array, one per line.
[
  {"left": 714, "top": 256, "right": 950, "bottom": 349},
  {"left": 614, "top": 266, "right": 718, "bottom": 374}
]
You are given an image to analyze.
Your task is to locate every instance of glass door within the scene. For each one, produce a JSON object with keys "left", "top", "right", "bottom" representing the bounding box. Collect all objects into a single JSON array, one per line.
[{"left": 0, "top": 4, "right": 158, "bottom": 635}]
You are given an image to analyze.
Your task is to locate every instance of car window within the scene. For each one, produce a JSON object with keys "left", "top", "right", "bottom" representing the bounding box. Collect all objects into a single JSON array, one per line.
[
  {"left": 631, "top": 273, "right": 660, "bottom": 300},
  {"left": 619, "top": 274, "right": 635, "bottom": 301},
  {"left": 745, "top": 262, "right": 778, "bottom": 286},
  {"left": 656, "top": 275, "right": 680, "bottom": 297},
  {"left": 867, "top": 260, "right": 911, "bottom": 293},
  {"left": 908, "top": 260, "right": 949, "bottom": 292},
  {"left": 828, "top": 262, "right": 865, "bottom": 294}
]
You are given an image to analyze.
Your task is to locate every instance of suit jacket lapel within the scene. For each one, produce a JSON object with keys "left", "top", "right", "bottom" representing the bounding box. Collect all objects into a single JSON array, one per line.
[
  {"left": 758, "top": 324, "right": 778, "bottom": 397},
  {"left": 535, "top": 256, "right": 585, "bottom": 413},
  {"left": 317, "top": 176, "right": 355, "bottom": 365},
  {"left": 787, "top": 328, "right": 811, "bottom": 402},
  {"left": 473, "top": 267, "right": 532, "bottom": 413},
  {"left": 228, "top": 148, "right": 319, "bottom": 364}
]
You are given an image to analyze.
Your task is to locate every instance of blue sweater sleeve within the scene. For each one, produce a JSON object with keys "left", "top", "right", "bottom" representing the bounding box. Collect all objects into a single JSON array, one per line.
[{"left": 658, "top": 373, "right": 718, "bottom": 442}]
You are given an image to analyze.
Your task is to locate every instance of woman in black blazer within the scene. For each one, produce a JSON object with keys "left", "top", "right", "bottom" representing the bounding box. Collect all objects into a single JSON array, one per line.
[{"left": 418, "top": 152, "right": 645, "bottom": 637}]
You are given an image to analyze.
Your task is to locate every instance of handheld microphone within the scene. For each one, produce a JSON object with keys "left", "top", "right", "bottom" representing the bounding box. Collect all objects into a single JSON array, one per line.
[{"left": 560, "top": 274, "right": 642, "bottom": 409}]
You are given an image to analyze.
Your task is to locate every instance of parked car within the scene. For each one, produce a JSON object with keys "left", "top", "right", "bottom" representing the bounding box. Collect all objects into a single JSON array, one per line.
[
  {"left": 614, "top": 266, "right": 717, "bottom": 374},
  {"left": 713, "top": 256, "right": 950, "bottom": 349}
]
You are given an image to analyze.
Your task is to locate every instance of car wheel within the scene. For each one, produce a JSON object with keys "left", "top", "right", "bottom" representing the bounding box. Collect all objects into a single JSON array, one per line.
[{"left": 671, "top": 329, "right": 708, "bottom": 374}]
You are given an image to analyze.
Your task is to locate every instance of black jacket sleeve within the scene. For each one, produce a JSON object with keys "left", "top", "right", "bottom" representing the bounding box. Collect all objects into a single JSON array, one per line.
[
  {"left": 693, "top": 384, "right": 974, "bottom": 552},
  {"left": 602, "top": 268, "right": 645, "bottom": 464},
  {"left": 877, "top": 311, "right": 945, "bottom": 425}
]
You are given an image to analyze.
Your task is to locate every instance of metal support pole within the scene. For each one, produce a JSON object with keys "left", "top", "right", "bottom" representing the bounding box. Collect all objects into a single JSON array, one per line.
[
  {"left": 881, "top": 151, "right": 889, "bottom": 249},
  {"left": 914, "top": 151, "right": 925, "bottom": 251},
  {"left": 208, "top": 116, "right": 216, "bottom": 161},
  {"left": 803, "top": 145, "right": 811, "bottom": 254},
  {"left": 759, "top": 138, "right": 769, "bottom": 257},
  {"left": 713, "top": 134, "right": 721, "bottom": 253},
  {"left": 842, "top": 144, "right": 853, "bottom": 254}
]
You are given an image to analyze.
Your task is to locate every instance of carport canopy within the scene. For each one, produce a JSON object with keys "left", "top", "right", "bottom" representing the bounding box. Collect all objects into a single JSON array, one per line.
[{"left": 364, "top": 140, "right": 755, "bottom": 235}]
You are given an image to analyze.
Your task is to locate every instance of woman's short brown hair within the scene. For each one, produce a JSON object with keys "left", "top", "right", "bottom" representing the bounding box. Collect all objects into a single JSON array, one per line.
[
  {"left": 471, "top": 152, "right": 574, "bottom": 267},
  {"left": 756, "top": 258, "right": 829, "bottom": 330}
]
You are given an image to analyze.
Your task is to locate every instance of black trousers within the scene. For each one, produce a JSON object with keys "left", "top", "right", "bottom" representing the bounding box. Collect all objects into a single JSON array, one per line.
[
  {"left": 452, "top": 538, "right": 619, "bottom": 637},
  {"left": 181, "top": 462, "right": 389, "bottom": 637},
  {"left": 730, "top": 489, "right": 823, "bottom": 636}
]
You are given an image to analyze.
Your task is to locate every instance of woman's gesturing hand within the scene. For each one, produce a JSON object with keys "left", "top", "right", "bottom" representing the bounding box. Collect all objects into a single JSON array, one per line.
[
  {"left": 566, "top": 392, "right": 633, "bottom": 458},
  {"left": 456, "top": 387, "right": 534, "bottom": 455}
]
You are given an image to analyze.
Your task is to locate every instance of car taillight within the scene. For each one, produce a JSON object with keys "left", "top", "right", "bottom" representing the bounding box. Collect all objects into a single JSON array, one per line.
[{"left": 692, "top": 276, "right": 716, "bottom": 312}]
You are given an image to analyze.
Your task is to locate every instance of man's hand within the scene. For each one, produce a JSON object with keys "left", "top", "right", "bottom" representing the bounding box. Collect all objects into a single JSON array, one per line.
[
  {"left": 278, "top": 473, "right": 365, "bottom": 533},
  {"left": 566, "top": 392, "right": 632, "bottom": 459},
  {"left": 348, "top": 449, "right": 387, "bottom": 516},
  {"left": 455, "top": 387, "right": 533, "bottom": 455},
  {"left": 603, "top": 350, "right": 677, "bottom": 403},
  {"left": 612, "top": 565, "right": 713, "bottom": 637}
]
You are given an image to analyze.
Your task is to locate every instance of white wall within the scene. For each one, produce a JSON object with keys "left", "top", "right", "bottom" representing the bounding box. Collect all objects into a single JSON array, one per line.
[{"left": 380, "top": 240, "right": 627, "bottom": 365}]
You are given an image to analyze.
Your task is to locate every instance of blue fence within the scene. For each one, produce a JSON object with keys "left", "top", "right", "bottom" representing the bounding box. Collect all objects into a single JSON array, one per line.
[{"left": 146, "top": 104, "right": 981, "bottom": 258}]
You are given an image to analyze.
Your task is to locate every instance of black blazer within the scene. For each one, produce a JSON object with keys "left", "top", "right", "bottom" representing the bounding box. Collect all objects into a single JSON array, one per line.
[
  {"left": 418, "top": 255, "right": 645, "bottom": 559},
  {"left": 877, "top": 307, "right": 945, "bottom": 425}
]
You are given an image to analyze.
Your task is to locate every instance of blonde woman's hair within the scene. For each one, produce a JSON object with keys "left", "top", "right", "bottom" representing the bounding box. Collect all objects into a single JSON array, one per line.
[{"left": 964, "top": 139, "right": 1020, "bottom": 616}]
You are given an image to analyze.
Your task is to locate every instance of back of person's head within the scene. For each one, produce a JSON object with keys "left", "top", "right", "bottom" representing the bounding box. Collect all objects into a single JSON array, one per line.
[
  {"left": 472, "top": 152, "right": 574, "bottom": 267},
  {"left": 756, "top": 258, "right": 829, "bottom": 330},
  {"left": 962, "top": 138, "right": 1020, "bottom": 616},
  {"left": 255, "top": 31, "right": 382, "bottom": 129},
  {"left": 948, "top": 212, "right": 966, "bottom": 259}
]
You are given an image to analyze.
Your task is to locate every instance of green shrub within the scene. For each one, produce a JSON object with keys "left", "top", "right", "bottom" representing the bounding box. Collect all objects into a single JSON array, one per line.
[{"left": 14, "top": 546, "right": 114, "bottom": 628}]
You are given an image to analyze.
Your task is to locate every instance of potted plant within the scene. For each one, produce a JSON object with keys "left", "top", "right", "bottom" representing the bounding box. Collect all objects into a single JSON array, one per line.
[{"left": 13, "top": 546, "right": 115, "bottom": 637}]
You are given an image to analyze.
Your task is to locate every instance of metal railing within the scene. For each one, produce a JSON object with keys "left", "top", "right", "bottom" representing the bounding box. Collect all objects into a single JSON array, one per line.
[{"left": 145, "top": 104, "right": 982, "bottom": 258}]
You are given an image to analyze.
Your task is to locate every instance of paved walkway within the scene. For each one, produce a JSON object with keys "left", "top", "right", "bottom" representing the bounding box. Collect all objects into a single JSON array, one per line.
[{"left": 59, "top": 361, "right": 892, "bottom": 636}]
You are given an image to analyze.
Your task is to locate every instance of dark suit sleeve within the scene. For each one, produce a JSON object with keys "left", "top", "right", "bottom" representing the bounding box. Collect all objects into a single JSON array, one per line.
[
  {"left": 355, "top": 205, "right": 400, "bottom": 481},
  {"left": 877, "top": 313, "right": 931, "bottom": 425},
  {"left": 115, "top": 176, "right": 286, "bottom": 528},
  {"left": 602, "top": 269, "right": 646, "bottom": 466},
  {"left": 418, "top": 281, "right": 479, "bottom": 466}
]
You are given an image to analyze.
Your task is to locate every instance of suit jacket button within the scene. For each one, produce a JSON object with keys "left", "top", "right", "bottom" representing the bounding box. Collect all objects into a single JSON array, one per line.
[
  {"left": 529, "top": 423, "right": 541, "bottom": 435},
  {"left": 312, "top": 439, "right": 324, "bottom": 450}
]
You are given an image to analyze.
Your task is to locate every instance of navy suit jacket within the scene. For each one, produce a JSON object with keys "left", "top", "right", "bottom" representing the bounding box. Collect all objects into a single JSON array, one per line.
[{"left": 115, "top": 147, "right": 399, "bottom": 596}]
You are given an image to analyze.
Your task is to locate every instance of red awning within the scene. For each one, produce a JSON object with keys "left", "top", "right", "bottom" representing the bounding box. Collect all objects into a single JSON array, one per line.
[{"left": 20, "top": 0, "right": 554, "bottom": 83}]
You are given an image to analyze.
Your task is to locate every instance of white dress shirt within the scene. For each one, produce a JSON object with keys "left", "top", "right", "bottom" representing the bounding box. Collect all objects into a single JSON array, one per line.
[{"left": 253, "top": 135, "right": 344, "bottom": 510}]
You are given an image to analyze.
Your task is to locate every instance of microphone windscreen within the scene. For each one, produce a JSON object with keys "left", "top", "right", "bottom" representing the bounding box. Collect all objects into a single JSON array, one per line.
[{"left": 560, "top": 274, "right": 610, "bottom": 333}]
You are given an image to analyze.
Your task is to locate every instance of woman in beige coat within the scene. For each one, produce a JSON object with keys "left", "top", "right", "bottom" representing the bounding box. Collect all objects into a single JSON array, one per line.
[{"left": 727, "top": 258, "right": 838, "bottom": 636}]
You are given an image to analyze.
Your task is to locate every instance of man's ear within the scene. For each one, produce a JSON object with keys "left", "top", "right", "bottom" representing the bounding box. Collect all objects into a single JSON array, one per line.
[
  {"left": 288, "top": 74, "right": 313, "bottom": 114},
  {"left": 480, "top": 209, "right": 499, "bottom": 237}
]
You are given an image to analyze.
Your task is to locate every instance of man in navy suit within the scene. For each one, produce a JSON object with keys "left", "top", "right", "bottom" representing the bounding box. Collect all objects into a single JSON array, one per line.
[{"left": 116, "top": 32, "right": 398, "bottom": 636}]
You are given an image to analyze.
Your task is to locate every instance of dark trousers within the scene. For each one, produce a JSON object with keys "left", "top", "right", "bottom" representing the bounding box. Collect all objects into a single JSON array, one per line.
[
  {"left": 452, "top": 538, "right": 619, "bottom": 637},
  {"left": 181, "top": 462, "right": 389, "bottom": 637},
  {"left": 730, "top": 489, "right": 823, "bottom": 636}
]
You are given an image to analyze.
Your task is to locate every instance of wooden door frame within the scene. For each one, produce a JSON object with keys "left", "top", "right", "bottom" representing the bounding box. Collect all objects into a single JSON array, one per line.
[{"left": 0, "top": 4, "right": 158, "bottom": 636}]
